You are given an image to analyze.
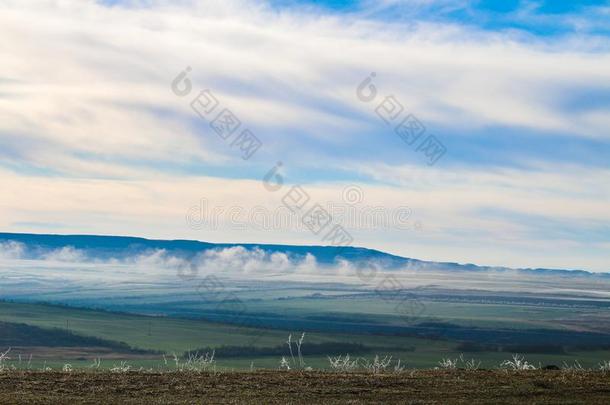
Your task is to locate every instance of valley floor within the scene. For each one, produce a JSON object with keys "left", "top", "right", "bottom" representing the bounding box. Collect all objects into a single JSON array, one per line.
[{"left": 1, "top": 370, "right": 610, "bottom": 404}]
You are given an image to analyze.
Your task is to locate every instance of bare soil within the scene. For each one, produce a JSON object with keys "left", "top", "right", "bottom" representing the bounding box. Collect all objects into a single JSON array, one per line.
[{"left": 1, "top": 370, "right": 609, "bottom": 404}]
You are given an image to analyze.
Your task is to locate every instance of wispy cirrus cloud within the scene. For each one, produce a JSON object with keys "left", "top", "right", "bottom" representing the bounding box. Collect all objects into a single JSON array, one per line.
[
  {"left": 0, "top": 0, "right": 608, "bottom": 272},
  {"left": 2, "top": 0, "right": 609, "bottom": 178}
]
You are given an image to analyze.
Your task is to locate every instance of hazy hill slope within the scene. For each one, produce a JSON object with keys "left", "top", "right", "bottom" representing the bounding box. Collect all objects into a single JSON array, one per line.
[{"left": 0, "top": 232, "right": 604, "bottom": 277}]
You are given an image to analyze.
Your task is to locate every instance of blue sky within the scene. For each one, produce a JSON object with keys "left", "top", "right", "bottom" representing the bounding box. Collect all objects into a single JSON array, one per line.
[
  {"left": 272, "top": 0, "right": 610, "bottom": 36},
  {"left": 0, "top": 0, "right": 609, "bottom": 271}
]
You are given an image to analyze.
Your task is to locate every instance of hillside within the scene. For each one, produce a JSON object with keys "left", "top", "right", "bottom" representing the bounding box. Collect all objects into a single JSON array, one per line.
[
  {"left": 0, "top": 232, "right": 605, "bottom": 277},
  {"left": 0, "top": 321, "right": 154, "bottom": 354}
]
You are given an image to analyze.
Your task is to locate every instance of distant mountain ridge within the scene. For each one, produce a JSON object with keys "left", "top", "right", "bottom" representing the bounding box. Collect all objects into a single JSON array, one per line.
[{"left": 0, "top": 232, "right": 605, "bottom": 277}]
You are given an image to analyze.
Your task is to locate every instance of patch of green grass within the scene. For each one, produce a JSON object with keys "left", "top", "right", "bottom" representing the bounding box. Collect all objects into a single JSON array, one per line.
[
  {"left": 223, "top": 296, "right": 594, "bottom": 330},
  {"left": 2, "top": 301, "right": 609, "bottom": 370},
  {"left": 0, "top": 302, "right": 448, "bottom": 353}
]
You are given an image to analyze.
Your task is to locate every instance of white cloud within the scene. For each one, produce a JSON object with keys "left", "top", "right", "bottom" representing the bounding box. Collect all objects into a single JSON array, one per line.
[
  {"left": 0, "top": 0, "right": 608, "bottom": 272},
  {"left": 0, "top": 0, "right": 609, "bottom": 179},
  {"left": 0, "top": 241, "right": 26, "bottom": 260},
  {"left": 40, "top": 246, "right": 87, "bottom": 263}
]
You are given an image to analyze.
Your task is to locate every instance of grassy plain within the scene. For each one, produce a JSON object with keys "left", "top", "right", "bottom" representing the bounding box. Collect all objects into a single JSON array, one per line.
[{"left": 1, "top": 301, "right": 610, "bottom": 370}]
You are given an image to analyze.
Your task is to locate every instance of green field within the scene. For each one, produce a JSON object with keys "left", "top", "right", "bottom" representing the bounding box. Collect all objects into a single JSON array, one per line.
[
  {"left": 1, "top": 301, "right": 610, "bottom": 370},
  {"left": 212, "top": 296, "right": 588, "bottom": 330}
]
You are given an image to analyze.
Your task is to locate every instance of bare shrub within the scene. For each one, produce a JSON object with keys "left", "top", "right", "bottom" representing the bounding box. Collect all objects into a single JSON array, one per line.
[
  {"left": 89, "top": 358, "right": 101, "bottom": 370},
  {"left": 437, "top": 357, "right": 458, "bottom": 370},
  {"left": 562, "top": 360, "right": 586, "bottom": 373},
  {"left": 279, "top": 356, "right": 291, "bottom": 371},
  {"left": 110, "top": 361, "right": 132, "bottom": 373},
  {"left": 0, "top": 348, "right": 12, "bottom": 372},
  {"left": 599, "top": 360, "right": 610, "bottom": 372},
  {"left": 285, "top": 333, "right": 308, "bottom": 370},
  {"left": 393, "top": 359, "right": 406, "bottom": 373},
  {"left": 500, "top": 354, "right": 536, "bottom": 371},
  {"left": 15, "top": 354, "right": 33, "bottom": 370},
  {"left": 557, "top": 360, "right": 588, "bottom": 384},
  {"left": 295, "top": 333, "right": 306, "bottom": 368},
  {"left": 459, "top": 354, "right": 481, "bottom": 370},
  {"left": 281, "top": 333, "right": 312, "bottom": 371},
  {"left": 328, "top": 354, "right": 359, "bottom": 372},
  {"left": 174, "top": 351, "right": 216, "bottom": 373},
  {"left": 362, "top": 355, "right": 392, "bottom": 374}
]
